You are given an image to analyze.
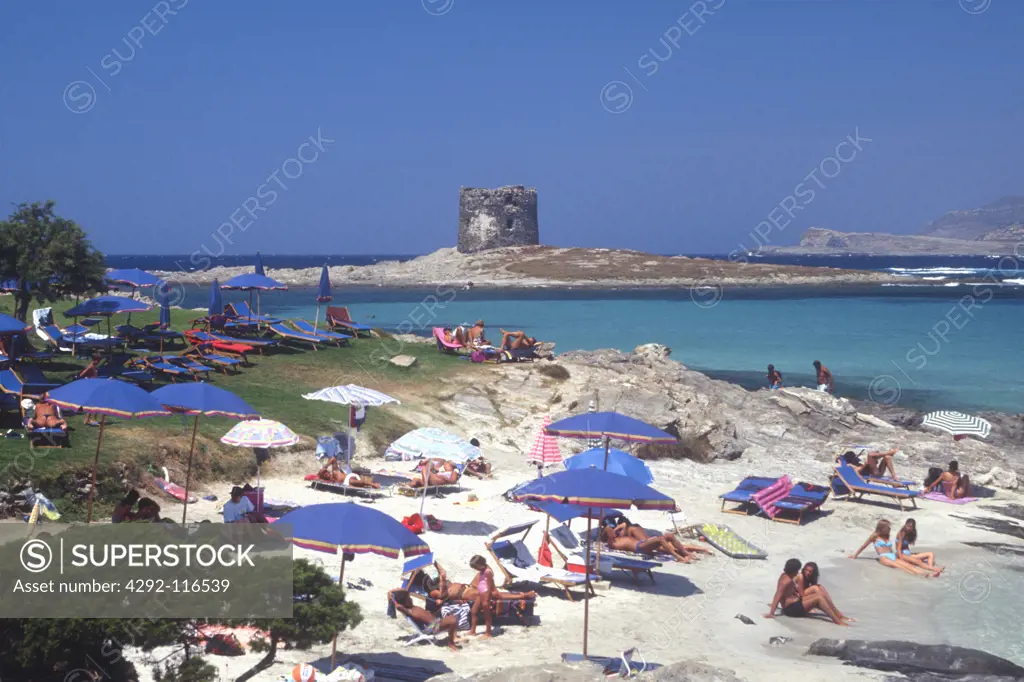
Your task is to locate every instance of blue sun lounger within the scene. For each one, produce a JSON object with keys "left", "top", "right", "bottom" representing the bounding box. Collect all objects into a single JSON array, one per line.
[
  {"left": 226, "top": 301, "right": 281, "bottom": 325},
  {"left": 188, "top": 329, "right": 278, "bottom": 354},
  {"left": 719, "top": 476, "right": 780, "bottom": 514},
  {"left": 289, "top": 320, "right": 352, "bottom": 344},
  {"left": 267, "top": 323, "right": 327, "bottom": 350},
  {"left": 164, "top": 355, "right": 213, "bottom": 379},
  {"left": 327, "top": 306, "right": 372, "bottom": 336},
  {"left": 832, "top": 463, "right": 919, "bottom": 510},
  {"left": 186, "top": 343, "right": 243, "bottom": 374}
]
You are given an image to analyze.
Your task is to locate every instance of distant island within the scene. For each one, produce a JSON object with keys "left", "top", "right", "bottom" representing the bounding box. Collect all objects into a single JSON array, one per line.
[{"left": 762, "top": 196, "right": 1024, "bottom": 255}]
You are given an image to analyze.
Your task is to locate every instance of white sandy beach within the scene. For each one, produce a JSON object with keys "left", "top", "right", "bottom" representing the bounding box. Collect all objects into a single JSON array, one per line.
[{"left": 129, "top": 431, "right": 1024, "bottom": 682}]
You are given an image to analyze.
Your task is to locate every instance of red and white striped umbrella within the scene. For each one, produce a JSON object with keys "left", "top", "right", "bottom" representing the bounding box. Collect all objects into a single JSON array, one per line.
[{"left": 526, "top": 415, "right": 562, "bottom": 468}]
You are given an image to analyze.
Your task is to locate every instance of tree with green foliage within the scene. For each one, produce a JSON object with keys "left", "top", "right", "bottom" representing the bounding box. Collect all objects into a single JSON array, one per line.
[
  {"left": 0, "top": 200, "right": 107, "bottom": 320},
  {"left": 232, "top": 558, "right": 362, "bottom": 682}
]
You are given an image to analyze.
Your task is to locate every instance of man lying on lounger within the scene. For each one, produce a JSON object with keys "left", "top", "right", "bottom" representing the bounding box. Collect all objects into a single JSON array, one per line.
[
  {"left": 388, "top": 589, "right": 461, "bottom": 651},
  {"left": 600, "top": 517, "right": 709, "bottom": 563},
  {"left": 408, "top": 458, "right": 460, "bottom": 488},
  {"left": 838, "top": 448, "right": 901, "bottom": 481},
  {"left": 317, "top": 457, "right": 382, "bottom": 488}
]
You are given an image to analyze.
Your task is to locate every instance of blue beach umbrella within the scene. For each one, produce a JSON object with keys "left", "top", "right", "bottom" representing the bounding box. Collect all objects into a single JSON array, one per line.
[
  {"left": 0, "top": 313, "right": 31, "bottom": 336},
  {"left": 275, "top": 502, "right": 431, "bottom": 668},
  {"left": 513, "top": 468, "right": 675, "bottom": 658},
  {"left": 221, "top": 273, "right": 287, "bottom": 324},
  {"left": 152, "top": 383, "right": 259, "bottom": 522},
  {"left": 564, "top": 447, "right": 654, "bottom": 485},
  {"left": 545, "top": 411, "right": 675, "bottom": 444},
  {"left": 314, "top": 264, "right": 332, "bottom": 332},
  {"left": 45, "top": 379, "right": 169, "bottom": 523},
  {"left": 208, "top": 279, "right": 223, "bottom": 319},
  {"left": 64, "top": 296, "right": 151, "bottom": 317}
]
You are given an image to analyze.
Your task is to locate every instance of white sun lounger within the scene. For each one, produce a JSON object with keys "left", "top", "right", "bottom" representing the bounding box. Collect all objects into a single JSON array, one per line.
[
  {"left": 548, "top": 524, "right": 662, "bottom": 583},
  {"left": 486, "top": 521, "right": 598, "bottom": 601}
]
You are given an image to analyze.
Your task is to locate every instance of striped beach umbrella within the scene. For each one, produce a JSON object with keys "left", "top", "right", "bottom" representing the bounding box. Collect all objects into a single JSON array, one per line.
[
  {"left": 922, "top": 411, "right": 991, "bottom": 440},
  {"left": 526, "top": 415, "right": 562, "bottom": 472},
  {"left": 220, "top": 418, "right": 299, "bottom": 448}
]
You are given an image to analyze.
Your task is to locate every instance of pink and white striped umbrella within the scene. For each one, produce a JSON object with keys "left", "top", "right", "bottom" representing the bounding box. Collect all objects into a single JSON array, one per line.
[{"left": 526, "top": 415, "right": 562, "bottom": 468}]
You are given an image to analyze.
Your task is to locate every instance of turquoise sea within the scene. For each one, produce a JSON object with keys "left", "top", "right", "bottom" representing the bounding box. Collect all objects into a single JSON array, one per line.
[{"left": 182, "top": 284, "right": 1024, "bottom": 415}]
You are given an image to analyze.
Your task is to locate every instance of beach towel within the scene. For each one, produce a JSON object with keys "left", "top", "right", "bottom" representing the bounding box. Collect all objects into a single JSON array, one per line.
[
  {"left": 750, "top": 475, "right": 793, "bottom": 519},
  {"left": 153, "top": 477, "right": 197, "bottom": 504},
  {"left": 923, "top": 491, "right": 978, "bottom": 504},
  {"left": 697, "top": 523, "right": 767, "bottom": 559},
  {"left": 538, "top": 532, "right": 553, "bottom": 568}
]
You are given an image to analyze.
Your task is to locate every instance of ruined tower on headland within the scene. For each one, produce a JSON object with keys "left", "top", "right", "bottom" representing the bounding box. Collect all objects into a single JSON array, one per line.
[{"left": 457, "top": 185, "right": 539, "bottom": 253}]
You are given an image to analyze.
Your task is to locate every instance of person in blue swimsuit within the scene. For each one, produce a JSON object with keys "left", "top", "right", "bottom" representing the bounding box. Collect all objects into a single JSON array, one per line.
[
  {"left": 849, "top": 519, "right": 940, "bottom": 577},
  {"left": 896, "top": 518, "right": 944, "bottom": 575}
]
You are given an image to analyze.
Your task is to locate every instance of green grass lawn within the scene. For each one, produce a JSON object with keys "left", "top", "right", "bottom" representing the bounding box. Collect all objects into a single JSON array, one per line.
[{"left": 0, "top": 295, "right": 465, "bottom": 515}]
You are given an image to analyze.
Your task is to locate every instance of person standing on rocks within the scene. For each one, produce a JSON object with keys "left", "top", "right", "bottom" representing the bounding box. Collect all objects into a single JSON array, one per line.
[
  {"left": 767, "top": 364, "right": 783, "bottom": 389},
  {"left": 813, "top": 360, "right": 833, "bottom": 394}
]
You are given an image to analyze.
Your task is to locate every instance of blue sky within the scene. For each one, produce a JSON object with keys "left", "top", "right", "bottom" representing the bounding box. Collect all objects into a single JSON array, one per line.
[{"left": 1, "top": 0, "right": 1021, "bottom": 255}]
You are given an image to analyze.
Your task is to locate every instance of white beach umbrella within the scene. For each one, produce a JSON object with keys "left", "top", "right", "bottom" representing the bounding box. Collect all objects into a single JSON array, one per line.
[
  {"left": 922, "top": 411, "right": 991, "bottom": 440},
  {"left": 302, "top": 385, "right": 400, "bottom": 407},
  {"left": 220, "top": 419, "right": 300, "bottom": 497}
]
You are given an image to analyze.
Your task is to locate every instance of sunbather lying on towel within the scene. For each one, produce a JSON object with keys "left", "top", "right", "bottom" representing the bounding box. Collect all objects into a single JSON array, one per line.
[
  {"left": 838, "top": 448, "right": 900, "bottom": 481},
  {"left": 30, "top": 401, "right": 67, "bottom": 432},
  {"left": 604, "top": 516, "right": 711, "bottom": 562},
  {"left": 389, "top": 589, "right": 460, "bottom": 651},
  {"left": 765, "top": 558, "right": 849, "bottom": 625},
  {"left": 464, "top": 445, "right": 491, "bottom": 479},
  {"left": 317, "top": 457, "right": 381, "bottom": 488},
  {"left": 923, "top": 460, "right": 971, "bottom": 499},
  {"left": 409, "top": 459, "right": 460, "bottom": 488},
  {"left": 416, "top": 560, "right": 536, "bottom": 603},
  {"left": 600, "top": 522, "right": 701, "bottom": 563},
  {"left": 848, "top": 519, "right": 941, "bottom": 577}
]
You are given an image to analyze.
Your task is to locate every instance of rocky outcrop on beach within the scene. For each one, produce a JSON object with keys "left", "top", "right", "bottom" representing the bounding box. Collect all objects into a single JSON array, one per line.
[
  {"left": 151, "top": 246, "right": 909, "bottom": 289},
  {"left": 416, "top": 345, "right": 1024, "bottom": 487},
  {"left": 808, "top": 639, "right": 1024, "bottom": 680}
]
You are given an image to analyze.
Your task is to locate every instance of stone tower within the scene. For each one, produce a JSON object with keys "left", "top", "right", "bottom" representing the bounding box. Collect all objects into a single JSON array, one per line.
[{"left": 457, "top": 185, "right": 539, "bottom": 253}]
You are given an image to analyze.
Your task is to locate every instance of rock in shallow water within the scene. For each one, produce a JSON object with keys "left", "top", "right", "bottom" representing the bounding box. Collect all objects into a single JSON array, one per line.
[{"left": 807, "top": 639, "right": 1024, "bottom": 678}]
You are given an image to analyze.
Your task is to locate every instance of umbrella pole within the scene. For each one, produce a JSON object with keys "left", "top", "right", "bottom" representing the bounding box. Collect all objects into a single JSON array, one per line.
[
  {"left": 595, "top": 435, "right": 609, "bottom": 571},
  {"left": 86, "top": 414, "right": 107, "bottom": 524},
  {"left": 419, "top": 460, "right": 428, "bottom": 518},
  {"left": 181, "top": 415, "right": 199, "bottom": 524},
  {"left": 331, "top": 554, "right": 347, "bottom": 670},
  {"left": 314, "top": 302, "right": 321, "bottom": 334},
  {"left": 583, "top": 509, "right": 592, "bottom": 659}
]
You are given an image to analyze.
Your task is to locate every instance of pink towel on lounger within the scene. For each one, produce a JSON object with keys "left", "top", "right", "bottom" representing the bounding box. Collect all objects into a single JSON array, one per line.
[{"left": 751, "top": 475, "right": 793, "bottom": 518}]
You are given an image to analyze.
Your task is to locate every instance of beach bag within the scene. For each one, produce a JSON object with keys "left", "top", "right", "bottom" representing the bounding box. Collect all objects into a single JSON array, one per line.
[
  {"left": 402, "top": 513, "right": 425, "bottom": 534},
  {"left": 424, "top": 514, "right": 442, "bottom": 532},
  {"left": 471, "top": 350, "right": 486, "bottom": 363}
]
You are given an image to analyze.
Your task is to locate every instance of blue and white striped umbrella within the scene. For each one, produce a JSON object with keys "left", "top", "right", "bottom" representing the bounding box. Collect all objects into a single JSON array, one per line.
[
  {"left": 385, "top": 427, "right": 480, "bottom": 463},
  {"left": 922, "top": 411, "right": 991, "bottom": 439},
  {"left": 302, "top": 385, "right": 400, "bottom": 407}
]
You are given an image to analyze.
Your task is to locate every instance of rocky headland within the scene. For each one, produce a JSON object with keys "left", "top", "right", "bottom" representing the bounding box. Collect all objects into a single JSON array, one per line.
[{"left": 151, "top": 246, "right": 912, "bottom": 289}]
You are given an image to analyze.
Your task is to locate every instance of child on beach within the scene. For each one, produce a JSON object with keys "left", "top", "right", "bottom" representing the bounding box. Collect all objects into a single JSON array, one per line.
[
  {"left": 767, "top": 364, "right": 782, "bottom": 389},
  {"left": 848, "top": 519, "right": 941, "bottom": 577},
  {"left": 765, "top": 558, "right": 849, "bottom": 625},
  {"left": 469, "top": 555, "right": 495, "bottom": 639}
]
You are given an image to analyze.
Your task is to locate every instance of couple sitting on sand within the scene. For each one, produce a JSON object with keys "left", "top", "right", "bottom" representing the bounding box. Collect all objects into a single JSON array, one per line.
[
  {"left": 391, "top": 556, "right": 527, "bottom": 650},
  {"left": 849, "top": 518, "right": 944, "bottom": 577},
  {"left": 766, "top": 558, "right": 852, "bottom": 625},
  {"left": 924, "top": 460, "right": 971, "bottom": 499},
  {"left": 599, "top": 514, "right": 710, "bottom": 563}
]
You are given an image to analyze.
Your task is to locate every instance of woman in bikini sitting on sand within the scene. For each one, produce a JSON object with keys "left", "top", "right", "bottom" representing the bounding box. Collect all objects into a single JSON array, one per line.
[
  {"left": 849, "top": 519, "right": 941, "bottom": 577},
  {"left": 605, "top": 516, "right": 711, "bottom": 561},
  {"left": 317, "top": 457, "right": 381, "bottom": 489},
  {"left": 895, "top": 518, "right": 944, "bottom": 574},
  {"left": 795, "top": 561, "right": 854, "bottom": 622}
]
